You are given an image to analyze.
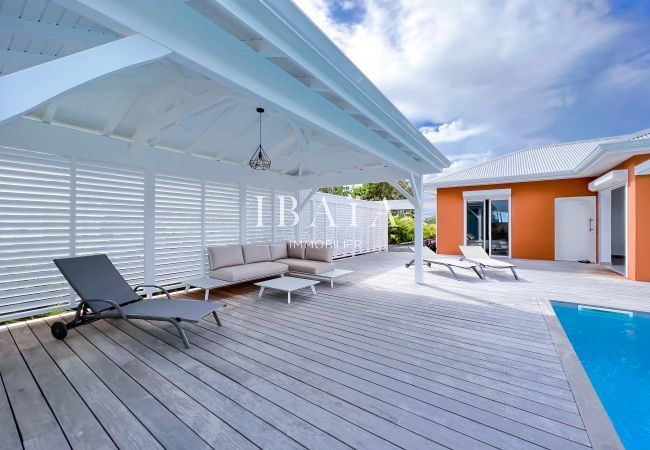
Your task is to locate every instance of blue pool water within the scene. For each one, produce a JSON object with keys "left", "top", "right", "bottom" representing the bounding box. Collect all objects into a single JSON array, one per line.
[{"left": 553, "top": 301, "right": 650, "bottom": 449}]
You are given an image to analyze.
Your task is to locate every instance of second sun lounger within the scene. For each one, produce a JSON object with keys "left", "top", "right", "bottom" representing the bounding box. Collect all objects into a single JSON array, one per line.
[
  {"left": 407, "top": 246, "right": 483, "bottom": 279},
  {"left": 459, "top": 245, "right": 519, "bottom": 280}
]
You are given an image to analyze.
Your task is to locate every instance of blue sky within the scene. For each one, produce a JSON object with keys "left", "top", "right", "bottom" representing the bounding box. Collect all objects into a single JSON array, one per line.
[{"left": 295, "top": 0, "right": 650, "bottom": 178}]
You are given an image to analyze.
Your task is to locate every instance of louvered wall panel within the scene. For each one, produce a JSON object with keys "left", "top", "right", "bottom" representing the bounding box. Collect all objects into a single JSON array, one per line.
[
  {"left": 0, "top": 147, "right": 71, "bottom": 318},
  {"left": 274, "top": 190, "right": 297, "bottom": 242},
  {"left": 204, "top": 181, "right": 240, "bottom": 271},
  {"left": 246, "top": 186, "right": 272, "bottom": 243},
  {"left": 155, "top": 174, "right": 203, "bottom": 287},
  {"left": 299, "top": 198, "right": 313, "bottom": 241},
  {"left": 76, "top": 161, "right": 145, "bottom": 285}
]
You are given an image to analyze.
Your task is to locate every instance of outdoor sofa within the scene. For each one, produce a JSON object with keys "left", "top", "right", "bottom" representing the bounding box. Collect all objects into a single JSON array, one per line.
[{"left": 208, "top": 242, "right": 335, "bottom": 283}]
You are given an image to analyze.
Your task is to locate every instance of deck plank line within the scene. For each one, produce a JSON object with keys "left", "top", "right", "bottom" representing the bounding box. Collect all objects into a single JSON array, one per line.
[
  {"left": 0, "top": 325, "right": 70, "bottom": 450},
  {"left": 69, "top": 319, "right": 258, "bottom": 450},
  {"left": 206, "top": 309, "right": 591, "bottom": 447},
  {"left": 221, "top": 288, "right": 571, "bottom": 393},
  {"left": 195, "top": 314, "right": 593, "bottom": 448},
  {"left": 218, "top": 296, "right": 579, "bottom": 416},
  {"left": 44, "top": 318, "right": 212, "bottom": 450},
  {"left": 28, "top": 319, "right": 164, "bottom": 450},
  {"left": 93, "top": 319, "right": 305, "bottom": 450},
  {"left": 128, "top": 319, "right": 353, "bottom": 450},
  {"left": 9, "top": 323, "right": 117, "bottom": 450},
  {"left": 145, "top": 320, "right": 407, "bottom": 450},
  {"left": 0, "top": 356, "right": 23, "bottom": 450}
]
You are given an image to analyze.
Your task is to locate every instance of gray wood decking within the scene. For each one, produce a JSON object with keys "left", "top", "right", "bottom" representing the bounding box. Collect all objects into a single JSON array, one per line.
[{"left": 1, "top": 252, "right": 648, "bottom": 449}]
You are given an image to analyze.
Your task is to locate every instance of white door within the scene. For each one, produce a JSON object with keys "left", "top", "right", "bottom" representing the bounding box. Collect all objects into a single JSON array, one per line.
[{"left": 555, "top": 197, "right": 597, "bottom": 262}]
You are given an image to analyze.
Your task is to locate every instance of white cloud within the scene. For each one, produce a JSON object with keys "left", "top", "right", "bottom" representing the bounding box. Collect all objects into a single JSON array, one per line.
[
  {"left": 419, "top": 120, "right": 489, "bottom": 144},
  {"left": 293, "top": 0, "right": 648, "bottom": 164}
]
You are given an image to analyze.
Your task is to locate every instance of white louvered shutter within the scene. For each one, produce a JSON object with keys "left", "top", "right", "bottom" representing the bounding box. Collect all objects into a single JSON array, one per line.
[
  {"left": 76, "top": 161, "right": 145, "bottom": 285},
  {"left": 155, "top": 174, "right": 203, "bottom": 287},
  {"left": 246, "top": 186, "right": 272, "bottom": 243},
  {"left": 204, "top": 181, "right": 240, "bottom": 272},
  {"left": 274, "top": 190, "right": 297, "bottom": 243},
  {"left": 0, "top": 147, "right": 71, "bottom": 319}
]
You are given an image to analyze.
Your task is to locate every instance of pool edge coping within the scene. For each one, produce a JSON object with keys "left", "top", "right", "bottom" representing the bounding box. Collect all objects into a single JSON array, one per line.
[{"left": 538, "top": 298, "right": 624, "bottom": 450}]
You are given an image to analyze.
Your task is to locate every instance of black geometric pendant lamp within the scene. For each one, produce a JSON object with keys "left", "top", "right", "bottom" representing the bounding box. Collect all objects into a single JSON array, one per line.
[{"left": 248, "top": 107, "right": 271, "bottom": 170}]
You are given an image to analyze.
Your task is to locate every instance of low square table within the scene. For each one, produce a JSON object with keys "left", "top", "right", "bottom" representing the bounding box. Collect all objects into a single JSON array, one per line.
[
  {"left": 183, "top": 277, "right": 232, "bottom": 301},
  {"left": 291, "top": 269, "right": 354, "bottom": 288},
  {"left": 255, "top": 276, "right": 320, "bottom": 304}
]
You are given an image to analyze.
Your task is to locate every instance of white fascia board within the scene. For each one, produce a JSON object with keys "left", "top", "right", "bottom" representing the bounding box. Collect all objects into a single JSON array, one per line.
[
  {"left": 210, "top": 0, "right": 449, "bottom": 171},
  {"left": 58, "top": 0, "right": 424, "bottom": 175},
  {"left": 463, "top": 188, "right": 511, "bottom": 200},
  {"left": 576, "top": 139, "right": 650, "bottom": 174},
  {"left": 0, "top": 34, "right": 170, "bottom": 125},
  {"left": 296, "top": 166, "right": 409, "bottom": 189},
  {"left": 635, "top": 160, "right": 650, "bottom": 176},
  {"left": 0, "top": 118, "right": 301, "bottom": 190},
  {"left": 429, "top": 170, "right": 581, "bottom": 189}
]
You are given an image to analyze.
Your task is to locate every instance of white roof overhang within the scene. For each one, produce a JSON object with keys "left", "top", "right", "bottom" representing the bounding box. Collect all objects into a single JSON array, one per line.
[
  {"left": 588, "top": 170, "right": 628, "bottom": 192},
  {"left": 635, "top": 160, "right": 650, "bottom": 176},
  {"left": 0, "top": 0, "right": 448, "bottom": 190}
]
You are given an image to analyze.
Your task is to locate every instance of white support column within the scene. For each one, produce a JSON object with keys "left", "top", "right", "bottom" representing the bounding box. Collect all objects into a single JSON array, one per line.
[
  {"left": 239, "top": 183, "right": 247, "bottom": 244},
  {"left": 68, "top": 157, "right": 77, "bottom": 307},
  {"left": 410, "top": 175, "right": 424, "bottom": 284},
  {"left": 296, "top": 189, "right": 302, "bottom": 240},
  {"left": 144, "top": 167, "right": 156, "bottom": 297}
]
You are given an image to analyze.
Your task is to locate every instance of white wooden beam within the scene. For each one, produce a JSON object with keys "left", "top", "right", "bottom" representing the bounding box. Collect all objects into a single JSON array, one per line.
[
  {"left": 56, "top": 0, "right": 424, "bottom": 174},
  {"left": 130, "top": 88, "right": 232, "bottom": 149},
  {"left": 184, "top": 101, "right": 238, "bottom": 154},
  {"left": 244, "top": 39, "right": 285, "bottom": 58},
  {"left": 387, "top": 180, "right": 415, "bottom": 206},
  {"left": 102, "top": 94, "right": 136, "bottom": 136},
  {"left": 0, "top": 34, "right": 171, "bottom": 126}
]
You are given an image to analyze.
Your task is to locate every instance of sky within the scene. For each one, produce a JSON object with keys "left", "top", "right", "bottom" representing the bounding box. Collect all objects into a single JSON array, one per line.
[{"left": 293, "top": 0, "right": 650, "bottom": 181}]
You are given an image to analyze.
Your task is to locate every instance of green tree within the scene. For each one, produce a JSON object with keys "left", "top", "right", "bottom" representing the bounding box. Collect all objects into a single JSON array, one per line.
[
  {"left": 387, "top": 215, "right": 436, "bottom": 244},
  {"left": 319, "top": 186, "right": 352, "bottom": 196},
  {"left": 350, "top": 181, "right": 412, "bottom": 201}
]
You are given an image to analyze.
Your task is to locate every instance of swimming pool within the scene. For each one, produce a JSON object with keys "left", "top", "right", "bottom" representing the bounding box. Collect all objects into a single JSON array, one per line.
[{"left": 552, "top": 301, "right": 650, "bottom": 449}]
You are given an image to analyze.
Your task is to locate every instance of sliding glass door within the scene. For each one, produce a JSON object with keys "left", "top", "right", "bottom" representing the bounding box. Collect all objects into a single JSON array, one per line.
[{"left": 465, "top": 197, "right": 510, "bottom": 257}]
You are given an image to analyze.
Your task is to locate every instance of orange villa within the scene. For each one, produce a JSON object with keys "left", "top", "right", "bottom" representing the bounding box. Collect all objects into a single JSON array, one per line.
[{"left": 426, "top": 129, "right": 650, "bottom": 281}]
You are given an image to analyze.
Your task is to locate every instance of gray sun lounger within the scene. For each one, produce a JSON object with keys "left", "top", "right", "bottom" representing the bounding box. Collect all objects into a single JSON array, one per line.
[
  {"left": 52, "top": 254, "right": 225, "bottom": 348},
  {"left": 406, "top": 246, "right": 483, "bottom": 279}
]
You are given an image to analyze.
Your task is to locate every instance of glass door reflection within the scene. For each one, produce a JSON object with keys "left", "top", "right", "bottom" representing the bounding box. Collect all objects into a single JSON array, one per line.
[{"left": 490, "top": 200, "right": 509, "bottom": 256}]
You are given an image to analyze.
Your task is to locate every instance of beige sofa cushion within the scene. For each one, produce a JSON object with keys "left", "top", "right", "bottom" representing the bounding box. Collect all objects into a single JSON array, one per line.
[
  {"left": 305, "top": 244, "right": 334, "bottom": 263},
  {"left": 210, "top": 261, "right": 288, "bottom": 282},
  {"left": 269, "top": 243, "right": 288, "bottom": 260},
  {"left": 275, "top": 258, "right": 335, "bottom": 274},
  {"left": 287, "top": 241, "right": 306, "bottom": 259},
  {"left": 242, "top": 244, "right": 272, "bottom": 264},
  {"left": 208, "top": 244, "right": 244, "bottom": 270}
]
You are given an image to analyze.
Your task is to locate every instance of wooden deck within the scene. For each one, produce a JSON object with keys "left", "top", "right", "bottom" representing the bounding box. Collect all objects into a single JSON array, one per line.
[{"left": 2, "top": 252, "right": 648, "bottom": 450}]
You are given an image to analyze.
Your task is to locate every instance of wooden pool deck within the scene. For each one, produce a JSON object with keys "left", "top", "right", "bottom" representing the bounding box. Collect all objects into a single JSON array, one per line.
[{"left": 1, "top": 252, "right": 648, "bottom": 449}]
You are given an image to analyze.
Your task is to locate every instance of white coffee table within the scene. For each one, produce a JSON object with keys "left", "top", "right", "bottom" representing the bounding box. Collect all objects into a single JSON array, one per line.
[
  {"left": 183, "top": 277, "right": 231, "bottom": 301},
  {"left": 291, "top": 269, "right": 354, "bottom": 288},
  {"left": 255, "top": 276, "right": 320, "bottom": 304}
]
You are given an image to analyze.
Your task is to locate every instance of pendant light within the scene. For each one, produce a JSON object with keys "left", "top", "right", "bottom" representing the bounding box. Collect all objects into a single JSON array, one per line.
[{"left": 248, "top": 107, "right": 271, "bottom": 170}]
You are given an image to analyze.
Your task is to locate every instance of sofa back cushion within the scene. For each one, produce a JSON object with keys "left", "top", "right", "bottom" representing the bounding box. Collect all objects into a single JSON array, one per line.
[
  {"left": 269, "top": 243, "right": 288, "bottom": 260},
  {"left": 305, "top": 243, "right": 334, "bottom": 262},
  {"left": 208, "top": 244, "right": 245, "bottom": 270},
  {"left": 287, "top": 241, "right": 306, "bottom": 259},
  {"left": 242, "top": 244, "right": 272, "bottom": 264}
]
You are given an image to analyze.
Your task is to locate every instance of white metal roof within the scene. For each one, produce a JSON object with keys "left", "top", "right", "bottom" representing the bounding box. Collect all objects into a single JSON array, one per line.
[
  {"left": 0, "top": 0, "right": 449, "bottom": 190},
  {"left": 426, "top": 129, "right": 650, "bottom": 190}
]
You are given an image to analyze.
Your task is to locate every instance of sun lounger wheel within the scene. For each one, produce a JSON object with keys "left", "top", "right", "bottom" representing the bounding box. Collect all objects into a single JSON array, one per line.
[{"left": 51, "top": 321, "right": 68, "bottom": 340}]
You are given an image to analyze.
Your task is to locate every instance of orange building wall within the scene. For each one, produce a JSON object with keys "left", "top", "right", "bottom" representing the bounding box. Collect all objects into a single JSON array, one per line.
[
  {"left": 613, "top": 155, "right": 650, "bottom": 282},
  {"left": 436, "top": 178, "right": 596, "bottom": 259}
]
